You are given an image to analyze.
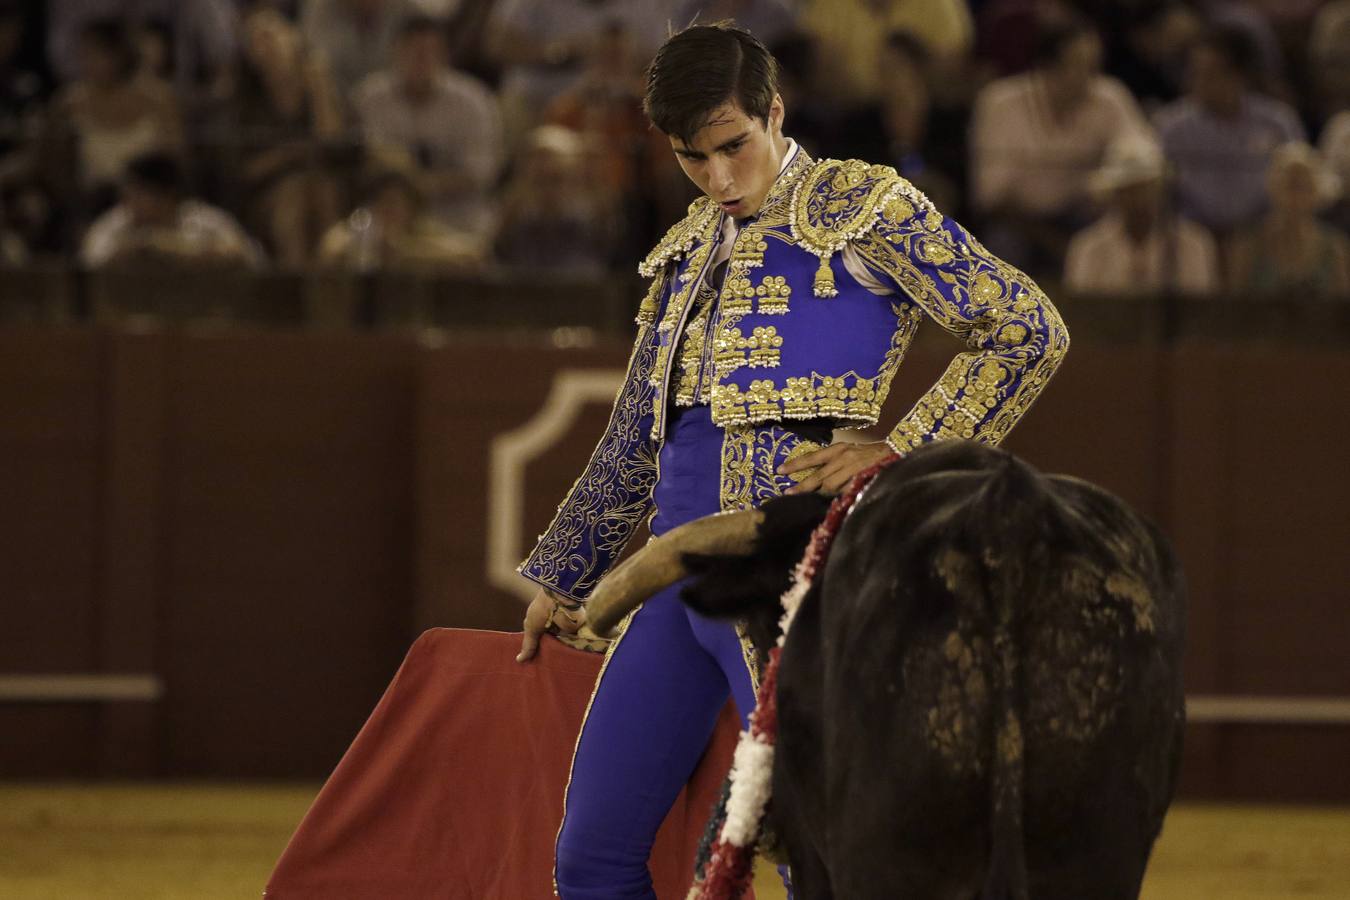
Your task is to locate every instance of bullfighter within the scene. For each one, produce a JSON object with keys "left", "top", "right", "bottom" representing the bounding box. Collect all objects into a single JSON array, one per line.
[{"left": 514, "top": 22, "right": 1070, "bottom": 899}]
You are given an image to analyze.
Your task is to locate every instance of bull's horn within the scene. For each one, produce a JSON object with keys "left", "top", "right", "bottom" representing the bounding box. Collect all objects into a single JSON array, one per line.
[{"left": 586, "top": 509, "right": 764, "bottom": 637}]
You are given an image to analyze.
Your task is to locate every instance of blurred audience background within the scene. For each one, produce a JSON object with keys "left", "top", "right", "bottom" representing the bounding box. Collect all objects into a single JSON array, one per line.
[{"left": 0, "top": 0, "right": 1348, "bottom": 304}]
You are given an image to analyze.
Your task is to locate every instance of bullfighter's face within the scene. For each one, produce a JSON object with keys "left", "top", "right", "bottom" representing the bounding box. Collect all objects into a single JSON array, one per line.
[{"left": 669, "top": 95, "right": 788, "bottom": 220}]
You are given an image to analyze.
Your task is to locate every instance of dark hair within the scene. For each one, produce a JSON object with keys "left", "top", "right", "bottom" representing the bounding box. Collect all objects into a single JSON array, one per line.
[
  {"left": 1194, "top": 23, "right": 1260, "bottom": 80},
  {"left": 397, "top": 14, "right": 445, "bottom": 40},
  {"left": 124, "top": 152, "right": 183, "bottom": 195},
  {"left": 1032, "top": 18, "right": 1099, "bottom": 68},
  {"left": 643, "top": 23, "right": 779, "bottom": 146},
  {"left": 78, "top": 18, "right": 139, "bottom": 82}
]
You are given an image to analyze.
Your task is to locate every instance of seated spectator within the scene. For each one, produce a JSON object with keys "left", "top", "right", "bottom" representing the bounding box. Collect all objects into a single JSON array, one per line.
[
  {"left": 1154, "top": 25, "right": 1304, "bottom": 240},
  {"left": 1100, "top": 1, "right": 1204, "bottom": 112},
  {"left": 81, "top": 152, "right": 263, "bottom": 269},
  {"left": 495, "top": 125, "right": 614, "bottom": 277},
  {"left": 1311, "top": 1, "right": 1350, "bottom": 121},
  {"left": 835, "top": 30, "right": 964, "bottom": 215},
  {"left": 799, "top": 0, "right": 973, "bottom": 104},
  {"left": 1228, "top": 143, "right": 1349, "bottom": 297},
  {"left": 0, "top": 0, "right": 49, "bottom": 162},
  {"left": 48, "top": 18, "right": 181, "bottom": 216},
  {"left": 1319, "top": 108, "right": 1350, "bottom": 232},
  {"left": 544, "top": 20, "right": 645, "bottom": 194},
  {"left": 0, "top": 0, "right": 55, "bottom": 254},
  {"left": 974, "top": 0, "right": 1076, "bottom": 78},
  {"left": 543, "top": 20, "right": 663, "bottom": 266},
  {"left": 1192, "top": 0, "right": 1288, "bottom": 97},
  {"left": 354, "top": 15, "right": 504, "bottom": 241},
  {"left": 46, "top": 0, "right": 237, "bottom": 88},
  {"left": 317, "top": 166, "right": 483, "bottom": 273},
  {"left": 1064, "top": 134, "right": 1219, "bottom": 297},
  {"left": 969, "top": 18, "right": 1152, "bottom": 274},
  {"left": 485, "top": 0, "right": 671, "bottom": 143},
  {"left": 227, "top": 6, "right": 344, "bottom": 268},
  {"left": 302, "top": 0, "right": 419, "bottom": 101}
]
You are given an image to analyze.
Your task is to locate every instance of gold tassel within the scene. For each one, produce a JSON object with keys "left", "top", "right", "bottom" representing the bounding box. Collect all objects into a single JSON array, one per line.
[{"left": 813, "top": 255, "right": 837, "bottom": 298}]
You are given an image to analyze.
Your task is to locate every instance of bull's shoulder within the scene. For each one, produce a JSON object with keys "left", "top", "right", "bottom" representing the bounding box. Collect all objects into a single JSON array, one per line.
[
  {"left": 789, "top": 157, "right": 940, "bottom": 257},
  {"left": 638, "top": 195, "right": 719, "bottom": 278}
]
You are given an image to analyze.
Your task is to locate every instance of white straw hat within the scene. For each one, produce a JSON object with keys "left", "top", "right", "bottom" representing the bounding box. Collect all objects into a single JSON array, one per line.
[{"left": 1269, "top": 141, "right": 1342, "bottom": 207}]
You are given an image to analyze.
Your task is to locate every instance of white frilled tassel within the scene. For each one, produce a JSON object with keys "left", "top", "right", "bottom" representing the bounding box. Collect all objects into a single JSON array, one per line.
[{"left": 720, "top": 731, "right": 776, "bottom": 847}]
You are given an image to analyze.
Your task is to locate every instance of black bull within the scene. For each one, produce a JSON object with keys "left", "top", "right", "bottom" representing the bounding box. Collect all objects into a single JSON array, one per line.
[{"left": 587, "top": 440, "right": 1186, "bottom": 900}]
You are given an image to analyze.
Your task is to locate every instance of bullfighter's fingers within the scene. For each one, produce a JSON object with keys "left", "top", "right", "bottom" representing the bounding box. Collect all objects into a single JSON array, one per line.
[
  {"left": 788, "top": 447, "right": 860, "bottom": 494},
  {"left": 784, "top": 469, "right": 826, "bottom": 495},
  {"left": 817, "top": 460, "right": 860, "bottom": 494},
  {"left": 779, "top": 442, "right": 844, "bottom": 475},
  {"left": 517, "top": 626, "right": 542, "bottom": 663},
  {"left": 517, "top": 589, "right": 554, "bottom": 663}
]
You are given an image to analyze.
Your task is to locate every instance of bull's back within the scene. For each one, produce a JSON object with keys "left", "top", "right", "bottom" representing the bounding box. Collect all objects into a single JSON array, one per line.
[{"left": 792, "top": 451, "right": 1184, "bottom": 899}]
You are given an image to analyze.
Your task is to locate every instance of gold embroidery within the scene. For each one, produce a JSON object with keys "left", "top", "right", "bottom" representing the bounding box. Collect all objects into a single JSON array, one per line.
[
  {"left": 736, "top": 621, "right": 761, "bottom": 692},
  {"left": 519, "top": 315, "right": 662, "bottom": 600},
  {"left": 846, "top": 198, "right": 1069, "bottom": 454},
  {"left": 673, "top": 276, "right": 718, "bottom": 406},
  {"left": 639, "top": 196, "right": 719, "bottom": 278},
  {"left": 677, "top": 224, "right": 778, "bottom": 396},
  {"left": 719, "top": 424, "right": 824, "bottom": 511},
  {"left": 650, "top": 209, "right": 724, "bottom": 436},
  {"left": 720, "top": 271, "right": 757, "bottom": 315},
  {"left": 790, "top": 158, "right": 938, "bottom": 297},
  {"left": 635, "top": 275, "right": 662, "bottom": 327},
  {"left": 706, "top": 300, "right": 916, "bottom": 428},
  {"left": 646, "top": 147, "right": 814, "bottom": 425},
  {"left": 781, "top": 440, "right": 822, "bottom": 483},
  {"left": 731, "top": 231, "right": 769, "bottom": 270},
  {"left": 755, "top": 275, "right": 791, "bottom": 315},
  {"left": 713, "top": 324, "right": 783, "bottom": 375},
  {"left": 752, "top": 147, "right": 817, "bottom": 228}
]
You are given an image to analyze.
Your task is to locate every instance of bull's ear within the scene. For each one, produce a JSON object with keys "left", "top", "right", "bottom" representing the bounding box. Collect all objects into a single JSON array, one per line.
[
  {"left": 679, "top": 551, "right": 786, "bottom": 619},
  {"left": 679, "top": 493, "right": 831, "bottom": 620}
]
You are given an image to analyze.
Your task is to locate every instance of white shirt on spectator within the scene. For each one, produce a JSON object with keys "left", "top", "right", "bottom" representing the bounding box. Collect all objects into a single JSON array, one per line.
[
  {"left": 970, "top": 72, "right": 1153, "bottom": 217},
  {"left": 81, "top": 200, "right": 264, "bottom": 268},
  {"left": 1064, "top": 211, "right": 1219, "bottom": 296},
  {"left": 1319, "top": 110, "right": 1350, "bottom": 188},
  {"left": 354, "top": 68, "right": 505, "bottom": 238}
]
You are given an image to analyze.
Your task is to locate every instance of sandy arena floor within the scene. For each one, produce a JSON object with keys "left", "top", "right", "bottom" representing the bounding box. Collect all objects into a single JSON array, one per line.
[{"left": 1, "top": 783, "right": 1346, "bottom": 899}]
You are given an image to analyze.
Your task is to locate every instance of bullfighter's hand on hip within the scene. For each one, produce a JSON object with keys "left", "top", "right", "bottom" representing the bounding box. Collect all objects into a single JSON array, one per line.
[{"left": 779, "top": 440, "right": 896, "bottom": 495}]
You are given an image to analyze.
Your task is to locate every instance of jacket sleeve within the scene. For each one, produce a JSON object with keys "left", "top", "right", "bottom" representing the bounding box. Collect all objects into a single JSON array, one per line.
[
  {"left": 850, "top": 196, "right": 1069, "bottom": 452},
  {"left": 516, "top": 278, "right": 665, "bottom": 602}
]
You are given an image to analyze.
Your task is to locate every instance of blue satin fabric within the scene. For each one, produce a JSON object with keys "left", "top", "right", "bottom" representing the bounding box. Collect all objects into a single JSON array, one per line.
[{"left": 554, "top": 405, "right": 761, "bottom": 899}]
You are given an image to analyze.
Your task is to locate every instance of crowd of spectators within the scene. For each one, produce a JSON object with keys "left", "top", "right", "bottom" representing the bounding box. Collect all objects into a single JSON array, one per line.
[{"left": 0, "top": 0, "right": 1348, "bottom": 298}]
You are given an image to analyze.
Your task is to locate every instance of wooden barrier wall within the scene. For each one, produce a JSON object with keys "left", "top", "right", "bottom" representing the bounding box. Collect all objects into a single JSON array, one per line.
[{"left": 1, "top": 325, "right": 1347, "bottom": 803}]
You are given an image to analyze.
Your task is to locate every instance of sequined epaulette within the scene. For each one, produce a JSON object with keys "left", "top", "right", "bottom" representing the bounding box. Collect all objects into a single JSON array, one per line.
[
  {"left": 638, "top": 196, "right": 720, "bottom": 279},
  {"left": 789, "top": 158, "right": 938, "bottom": 297}
]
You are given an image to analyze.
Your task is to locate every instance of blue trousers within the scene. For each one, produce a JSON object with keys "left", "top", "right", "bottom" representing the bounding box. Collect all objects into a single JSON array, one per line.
[{"left": 554, "top": 406, "right": 796, "bottom": 898}]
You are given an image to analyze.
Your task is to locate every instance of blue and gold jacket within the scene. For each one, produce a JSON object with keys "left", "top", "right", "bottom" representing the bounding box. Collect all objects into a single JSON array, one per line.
[{"left": 520, "top": 147, "right": 1069, "bottom": 601}]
